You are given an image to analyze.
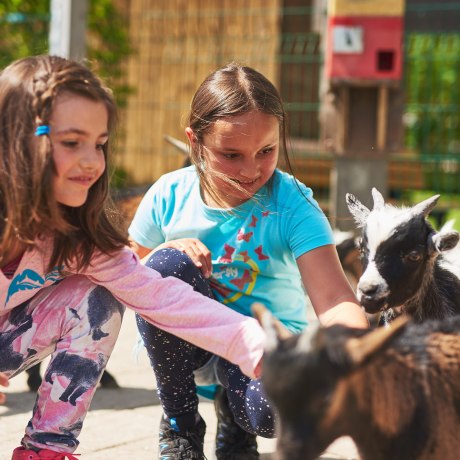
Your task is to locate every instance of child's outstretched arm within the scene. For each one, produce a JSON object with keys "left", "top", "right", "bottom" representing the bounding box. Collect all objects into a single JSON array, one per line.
[
  {"left": 0, "top": 372, "right": 9, "bottom": 404},
  {"left": 82, "top": 247, "right": 265, "bottom": 379},
  {"left": 297, "top": 244, "right": 369, "bottom": 329}
]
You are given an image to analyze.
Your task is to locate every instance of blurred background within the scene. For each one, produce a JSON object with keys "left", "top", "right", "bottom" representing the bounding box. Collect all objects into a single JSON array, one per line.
[{"left": 1, "top": 0, "right": 459, "bottom": 230}]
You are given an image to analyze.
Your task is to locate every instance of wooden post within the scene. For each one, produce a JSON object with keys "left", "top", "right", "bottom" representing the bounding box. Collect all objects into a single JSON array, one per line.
[
  {"left": 337, "top": 86, "right": 349, "bottom": 155},
  {"left": 376, "top": 85, "right": 389, "bottom": 150},
  {"left": 49, "top": 0, "right": 88, "bottom": 60}
]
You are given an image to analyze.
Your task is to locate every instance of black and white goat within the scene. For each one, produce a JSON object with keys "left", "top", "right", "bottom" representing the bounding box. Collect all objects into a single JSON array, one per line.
[
  {"left": 254, "top": 303, "right": 460, "bottom": 460},
  {"left": 346, "top": 188, "right": 460, "bottom": 324}
]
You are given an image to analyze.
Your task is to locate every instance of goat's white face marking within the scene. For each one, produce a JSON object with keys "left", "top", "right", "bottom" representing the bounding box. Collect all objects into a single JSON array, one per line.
[
  {"left": 364, "top": 206, "right": 412, "bottom": 254},
  {"left": 357, "top": 261, "right": 388, "bottom": 303},
  {"left": 358, "top": 205, "right": 417, "bottom": 313}
]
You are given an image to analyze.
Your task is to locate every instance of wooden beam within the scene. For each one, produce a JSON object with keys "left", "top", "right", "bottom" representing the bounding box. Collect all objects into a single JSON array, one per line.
[{"left": 376, "top": 85, "right": 389, "bottom": 151}]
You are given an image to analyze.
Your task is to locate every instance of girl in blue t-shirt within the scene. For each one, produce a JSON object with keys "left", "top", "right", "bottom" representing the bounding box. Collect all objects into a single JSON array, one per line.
[{"left": 129, "top": 62, "right": 369, "bottom": 459}]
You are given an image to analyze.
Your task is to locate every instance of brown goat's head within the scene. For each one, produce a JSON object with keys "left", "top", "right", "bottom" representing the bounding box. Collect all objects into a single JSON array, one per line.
[{"left": 253, "top": 303, "right": 408, "bottom": 460}]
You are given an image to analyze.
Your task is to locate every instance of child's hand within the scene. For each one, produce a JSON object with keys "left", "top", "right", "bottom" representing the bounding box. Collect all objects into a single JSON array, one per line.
[
  {"left": 254, "top": 359, "right": 263, "bottom": 379},
  {"left": 0, "top": 372, "right": 9, "bottom": 404},
  {"left": 156, "top": 239, "right": 213, "bottom": 278}
]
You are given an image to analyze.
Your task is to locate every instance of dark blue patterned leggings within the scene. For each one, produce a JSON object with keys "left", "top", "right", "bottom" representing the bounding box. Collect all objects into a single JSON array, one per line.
[{"left": 136, "top": 248, "right": 276, "bottom": 438}]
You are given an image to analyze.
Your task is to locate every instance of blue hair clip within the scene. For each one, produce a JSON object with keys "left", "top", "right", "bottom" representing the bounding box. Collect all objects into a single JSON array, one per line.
[{"left": 35, "top": 125, "right": 50, "bottom": 136}]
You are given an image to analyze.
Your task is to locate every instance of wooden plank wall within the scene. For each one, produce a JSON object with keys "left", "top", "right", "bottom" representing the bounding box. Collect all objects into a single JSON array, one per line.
[{"left": 117, "top": 0, "right": 281, "bottom": 185}]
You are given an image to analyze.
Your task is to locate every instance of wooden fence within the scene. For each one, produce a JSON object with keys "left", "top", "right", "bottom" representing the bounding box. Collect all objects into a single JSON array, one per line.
[{"left": 117, "top": 0, "right": 281, "bottom": 184}]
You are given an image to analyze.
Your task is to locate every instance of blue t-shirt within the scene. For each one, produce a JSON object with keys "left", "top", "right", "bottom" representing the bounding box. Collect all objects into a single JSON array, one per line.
[{"left": 129, "top": 166, "right": 334, "bottom": 332}]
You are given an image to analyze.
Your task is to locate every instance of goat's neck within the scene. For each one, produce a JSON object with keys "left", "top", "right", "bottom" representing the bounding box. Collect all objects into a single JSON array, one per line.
[{"left": 403, "top": 261, "right": 460, "bottom": 321}]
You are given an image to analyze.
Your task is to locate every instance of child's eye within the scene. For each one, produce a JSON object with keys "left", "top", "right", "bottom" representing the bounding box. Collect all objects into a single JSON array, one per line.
[
  {"left": 62, "top": 140, "right": 79, "bottom": 148},
  {"left": 223, "top": 153, "right": 239, "bottom": 160},
  {"left": 96, "top": 143, "right": 106, "bottom": 151},
  {"left": 259, "top": 147, "right": 273, "bottom": 155}
]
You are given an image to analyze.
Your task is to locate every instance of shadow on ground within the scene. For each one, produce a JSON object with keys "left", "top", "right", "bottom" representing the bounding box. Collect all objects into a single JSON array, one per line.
[{"left": 2, "top": 387, "right": 159, "bottom": 417}]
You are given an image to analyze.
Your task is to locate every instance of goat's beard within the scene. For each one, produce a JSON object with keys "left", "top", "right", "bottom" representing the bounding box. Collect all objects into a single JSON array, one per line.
[{"left": 379, "top": 307, "right": 404, "bottom": 327}]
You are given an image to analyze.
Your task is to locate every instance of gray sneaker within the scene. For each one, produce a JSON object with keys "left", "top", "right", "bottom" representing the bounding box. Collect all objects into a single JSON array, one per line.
[{"left": 158, "top": 414, "right": 206, "bottom": 459}]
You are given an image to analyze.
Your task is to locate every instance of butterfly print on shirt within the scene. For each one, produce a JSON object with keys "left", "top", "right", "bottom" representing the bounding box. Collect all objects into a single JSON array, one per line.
[
  {"left": 229, "top": 269, "right": 253, "bottom": 290},
  {"left": 237, "top": 229, "right": 253, "bottom": 242},
  {"left": 249, "top": 215, "right": 258, "bottom": 228},
  {"left": 219, "top": 244, "right": 235, "bottom": 263},
  {"left": 255, "top": 245, "right": 269, "bottom": 261}
]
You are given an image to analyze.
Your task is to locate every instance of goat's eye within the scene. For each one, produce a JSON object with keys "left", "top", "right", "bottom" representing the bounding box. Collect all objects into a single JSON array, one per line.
[{"left": 404, "top": 251, "right": 422, "bottom": 262}]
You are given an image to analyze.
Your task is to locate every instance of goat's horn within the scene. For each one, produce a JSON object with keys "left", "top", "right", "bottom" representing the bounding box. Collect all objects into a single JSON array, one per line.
[
  {"left": 345, "top": 315, "right": 409, "bottom": 365},
  {"left": 411, "top": 194, "right": 440, "bottom": 218},
  {"left": 252, "top": 302, "right": 292, "bottom": 351},
  {"left": 371, "top": 188, "right": 385, "bottom": 210}
]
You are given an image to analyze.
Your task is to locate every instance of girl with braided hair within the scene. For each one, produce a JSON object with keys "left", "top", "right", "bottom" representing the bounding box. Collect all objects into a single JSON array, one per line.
[{"left": 0, "top": 55, "right": 265, "bottom": 459}]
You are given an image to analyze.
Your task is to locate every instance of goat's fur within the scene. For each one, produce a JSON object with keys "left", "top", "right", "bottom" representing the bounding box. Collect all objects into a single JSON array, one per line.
[
  {"left": 253, "top": 303, "right": 460, "bottom": 460},
  {"left": 334, "top": 229, "right": 362, "bottom": 290},
  {"left": 346, "top": 188, "right": 460, "bottom": 323}
]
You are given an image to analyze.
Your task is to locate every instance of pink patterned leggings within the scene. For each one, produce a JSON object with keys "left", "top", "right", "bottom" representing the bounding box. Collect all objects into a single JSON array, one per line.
[{"left": 0, "top": 275, "right": 124, "bottom": 453}]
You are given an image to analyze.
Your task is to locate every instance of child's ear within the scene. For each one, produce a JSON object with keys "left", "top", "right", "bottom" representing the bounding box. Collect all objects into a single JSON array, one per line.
[{"left": 185, "top": 127, "right": 197, "bottom": 145}]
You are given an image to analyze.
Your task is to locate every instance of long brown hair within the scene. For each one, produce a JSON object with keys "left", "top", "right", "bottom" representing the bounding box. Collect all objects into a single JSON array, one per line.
[
  {"left": 0, "top": 55, "right": 128, "bottom": 270},
  {"left": 186, "top": 62, "right": 294, "bottom": 208}
]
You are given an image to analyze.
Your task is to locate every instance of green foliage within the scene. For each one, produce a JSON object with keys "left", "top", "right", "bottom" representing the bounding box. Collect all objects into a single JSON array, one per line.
[
  {"left": 404, "top": 33, "right": 460, "bottom": 193},
  {"left": 109, "top": 165, "right": 129, "bottom": 190},
  {"left": 0, "top": 0, "right": 50, "bottom": 67},
  {"left": 405, "top": 34, "right": 460, "bottom": 151},
  {"left": 87, "top": 0, "right": 134, "bottom": 108},
  {"left": 0, "top": 0, "right": 133, "bottom": 106}
]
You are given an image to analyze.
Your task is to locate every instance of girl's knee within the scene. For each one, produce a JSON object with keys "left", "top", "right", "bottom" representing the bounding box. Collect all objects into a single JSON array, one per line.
[
  {"left": 145, "top": 249, "right": 213, "bottom": 297},
  {"left": 222, "top": 368, "right": 277, "bottom": 437},
  {"left": 86, "top": 285, "right": 124, "bottom": 339},
  {"left": 30, "top": 276, "right": 124, "bottom": 338},
  {"left": 247, "top": 401, "right": 276, "bottom": 437},
  {"left": 145, "top": 248, "right": 201, "bottom": 281},
  {"left": 145, "top": 248, "right": 192, "bottom": 270}
]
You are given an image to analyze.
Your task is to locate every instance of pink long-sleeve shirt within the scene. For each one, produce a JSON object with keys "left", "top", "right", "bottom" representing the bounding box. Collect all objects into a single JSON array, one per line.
[{"left": 0, "top": 237, "right": 265, "bottom": 378}]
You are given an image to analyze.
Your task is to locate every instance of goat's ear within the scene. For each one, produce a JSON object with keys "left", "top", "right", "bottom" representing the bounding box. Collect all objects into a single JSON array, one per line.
[
  {"left": 411, "top": 194, "right": 440, "bottom": 218},
  {"left": 431, "top": 230, "right": 460, "bottom": 253},
  {"left": 371, "top": 187, "right": 385, "bottom": 210},
  {"left": 252, "top": 303, "right": 292, "bottom": 352},
  {"left": 346, "top": 193, "right": 370, "bottom": 227},
  {"left": 344, "top": 315, "right": 409, "bottom": 366}
]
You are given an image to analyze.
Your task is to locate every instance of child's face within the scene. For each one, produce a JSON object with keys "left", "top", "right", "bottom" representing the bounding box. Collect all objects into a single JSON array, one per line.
[
  {"left": 201, "top": 110, "right": 279, "bottom": 207},
  {"left": 49, "top": 93, "right": 108, "bottom": 207}
]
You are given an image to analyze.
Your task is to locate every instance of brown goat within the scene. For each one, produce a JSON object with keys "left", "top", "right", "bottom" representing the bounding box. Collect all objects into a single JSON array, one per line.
[{"left": 253, "top": 303, "right": 460, "bottom": 460}]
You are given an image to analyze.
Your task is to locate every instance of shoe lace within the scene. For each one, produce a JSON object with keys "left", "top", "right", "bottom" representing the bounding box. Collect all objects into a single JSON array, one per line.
[
  {"left": 185, "top": 430, "right": 207, "bottom": 460},
  {"left": 160, "top": 419, "right": 207, "bottom": 459}
]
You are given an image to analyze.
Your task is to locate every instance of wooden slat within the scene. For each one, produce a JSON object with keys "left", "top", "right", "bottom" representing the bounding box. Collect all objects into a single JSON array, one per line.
[
  {"left": 281, "top": 156, "right": 425, "bottom": 191},
  {"left": 118, "top": 0, "right": 281, "bottom": 185}
]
